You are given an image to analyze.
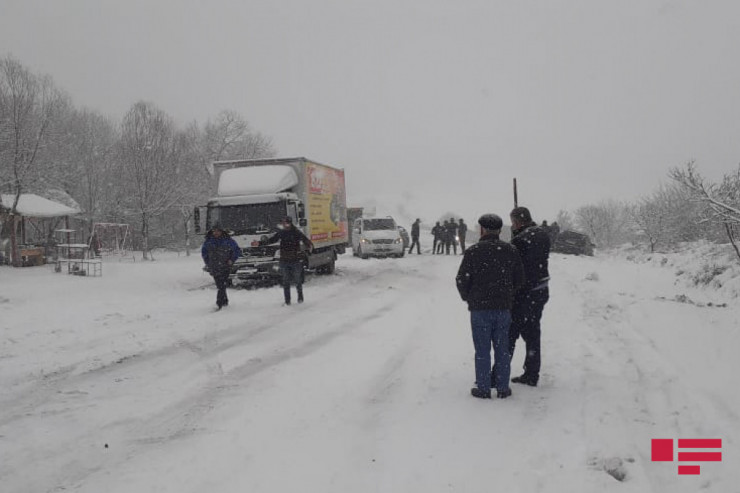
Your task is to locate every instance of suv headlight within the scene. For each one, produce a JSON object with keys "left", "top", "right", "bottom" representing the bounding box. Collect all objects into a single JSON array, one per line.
[{"left": 395, "top": 238, "right": 402, "bottom": 243}]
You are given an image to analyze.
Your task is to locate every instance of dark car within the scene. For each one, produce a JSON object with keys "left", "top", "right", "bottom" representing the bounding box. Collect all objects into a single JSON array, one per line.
[
  {"left": 397, "top": 226, "right": 410, "bottom": 248},
  {"left": 552, "top": 230, "right": 594, "bottom": 256}
]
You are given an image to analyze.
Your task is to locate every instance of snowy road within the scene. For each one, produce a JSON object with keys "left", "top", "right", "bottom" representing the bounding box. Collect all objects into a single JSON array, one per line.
[{"left": 1, "top": 251, "right": 738, "bottom": 492}]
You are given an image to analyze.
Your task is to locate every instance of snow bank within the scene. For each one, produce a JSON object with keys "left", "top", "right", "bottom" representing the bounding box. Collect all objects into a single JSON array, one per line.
[{"left": 610, "top": 241, "right": 740, "bottom": 299}]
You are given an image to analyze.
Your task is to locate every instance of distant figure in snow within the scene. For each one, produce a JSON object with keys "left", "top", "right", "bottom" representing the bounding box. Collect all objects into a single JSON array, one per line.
[
  {"left": 201, "top": 224, "right": 241, "bottom": 310},
  {"left": 456, "top": 213, "right": 524, "bottom": 399},
  {"left": 445, "top": 219, "right": 458, "bottom": 255},
  {"left": 259, "top": 216, "right": 314, "bottom": 305},
  {"left": 457, "top": 218, "right": 468, "bottom": 254},
  {"left": 540, "top": 220, "right": 552, "bottom": 241},
  {"left": 408, "top": 218, "right": 421, "bottom": 254},
  {"left": 507, "top": 207, "right": 551, "bottom": 387},
  {"left": 550, "top": 221, "right": 561, "bottom": 246},
  {"left": 432, "top": 221, "right": 444, "bottom": 254}
]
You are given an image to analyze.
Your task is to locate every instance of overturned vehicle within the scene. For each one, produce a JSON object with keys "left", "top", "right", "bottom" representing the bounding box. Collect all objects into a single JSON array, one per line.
[{"left": 552, "top": 230, "right": 595, "bottom": 256}]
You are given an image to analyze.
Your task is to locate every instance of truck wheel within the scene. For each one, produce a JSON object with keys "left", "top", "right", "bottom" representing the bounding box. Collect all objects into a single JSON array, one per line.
[{"left": 324, "top": 258, "right": 336, "bottom": 274}]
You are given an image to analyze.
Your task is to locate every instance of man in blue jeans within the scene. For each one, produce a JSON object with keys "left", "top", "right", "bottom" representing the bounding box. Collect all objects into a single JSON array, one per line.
[
  {"left": 456, "top": 214, "right": 524, "bottom": 399},
  {"left": 259, "top": 217, "right": 314, "bottom": 305}
]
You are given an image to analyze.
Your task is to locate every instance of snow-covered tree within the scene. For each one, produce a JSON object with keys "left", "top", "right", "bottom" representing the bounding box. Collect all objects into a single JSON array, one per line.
[
  {"left": 117, "top": 101, "right": 187, "bottom": 260},
  {"left": 671, "top": 161, "right": 740, "bottom": 261},
  {"left": 0, "top": 56, "right": 68, "bottom": 265},
  {"left": 575, "top": 200, "right": 632, "bottom": 248},
  {"left": 554, "top": 209, "right": 575, "bottom": 231}
]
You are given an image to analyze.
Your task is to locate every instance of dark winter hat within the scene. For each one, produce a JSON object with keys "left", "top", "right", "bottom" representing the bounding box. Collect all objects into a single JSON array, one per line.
[
  {"left": 211, "top": 223, "right": 224, "bottom": 231},
  {"left": 510, "top": 206, "right": 532, "bottom": 223},
  {"left": 283, "top": 216, "right": 293, "bottom": 224},
  {"left": 478, "top": 214, "right": 503, "bottom": 231}
]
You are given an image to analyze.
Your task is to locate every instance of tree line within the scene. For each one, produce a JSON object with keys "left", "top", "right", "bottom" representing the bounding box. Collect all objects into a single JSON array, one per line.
[
  {"left": 557, "top": 162, "right": 740, "bottom": 261},
  {"left": 0, "top": 55, "right": 275, "bottom": 263}
]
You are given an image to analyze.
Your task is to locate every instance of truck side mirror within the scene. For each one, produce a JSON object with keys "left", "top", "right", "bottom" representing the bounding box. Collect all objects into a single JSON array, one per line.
[{"left": 299, "top": 218, "right": 308, "bottom": 227}]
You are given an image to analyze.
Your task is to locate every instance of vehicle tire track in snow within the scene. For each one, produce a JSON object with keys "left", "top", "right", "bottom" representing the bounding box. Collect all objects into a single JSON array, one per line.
[{"left": 0, "top": 259, "right": 436, "bottom": 493}]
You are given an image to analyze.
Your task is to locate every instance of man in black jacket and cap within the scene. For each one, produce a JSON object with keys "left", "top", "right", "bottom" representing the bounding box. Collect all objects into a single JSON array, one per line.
[
  {"left": 457, "top": 218, "right": 468, "bottom": 253},
  {"left": 445, "top": 218, "right": 458, "bottom": 255},
  {"left": 456, "top": 214, "right": 524, "bottom": 399},
  {"left": 408, "top": 218, "right": 421, "bottom": 255},
  {"left": 508, "top": 206, "right": 551, "bottom": 387},
  {"left": 259, "top": 217, "right": 314, "bottom": 305},
  {"left": 432, "top": 221, "right": 444, "bottom": 254}
]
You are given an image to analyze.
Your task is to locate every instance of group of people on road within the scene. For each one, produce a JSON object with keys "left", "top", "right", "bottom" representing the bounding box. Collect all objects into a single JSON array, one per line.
[
  {"left": 456, "top": 206, "right": 550, "bottom": 400},
  {"left": 406, "top": 217, "right": 469, "bottom": 256},
  {"left": 201, "top": 216, "right": 313, "bottom": 309}
]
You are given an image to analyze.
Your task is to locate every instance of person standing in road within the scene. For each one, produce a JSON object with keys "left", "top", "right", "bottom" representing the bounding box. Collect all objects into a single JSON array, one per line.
[
  {"left": 456, "top": 214, "right": 524, "bottom": 399},
  {"left": 432, "top": 221, "right": 443, "bottom": 254},
  {"left": 445, "top": 218, "right": 458, "bottom": 255},
  {"left": 550, "top": 221, "right": 561, "bottom": 246},
  {"left": 259, "top": 216, "right": 314, "bottom": 305},
  {"left": 201, "top": 224, "right": 241, "bottom": 310},
  {"left": 458, "top": 218, "right": 468, "bottom": 253},
  {"left": 508, "top": 206, "right": 551, "bottom": 387},
  {"left": 408, "top": 218, "right": 421, "bottom": 254}
]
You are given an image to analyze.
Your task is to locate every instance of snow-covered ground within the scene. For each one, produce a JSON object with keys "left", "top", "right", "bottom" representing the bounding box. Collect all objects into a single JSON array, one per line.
[{"left": 1, "top": 246, "right": 738, "bottom": 492}]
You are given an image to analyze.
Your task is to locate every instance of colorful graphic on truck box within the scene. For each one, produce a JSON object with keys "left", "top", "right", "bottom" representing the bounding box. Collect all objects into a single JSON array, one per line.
[{"left": 306, "top": 162, "right": 347, "bottom": 244}]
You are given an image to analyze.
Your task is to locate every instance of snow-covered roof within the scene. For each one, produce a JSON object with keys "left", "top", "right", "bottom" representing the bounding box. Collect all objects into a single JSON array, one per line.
[
  {"left": 1, "top": 194, "right": 80, "bottom": 218},
  {"left": 217, "top": 165, "right": 299, "bottom": 196}
]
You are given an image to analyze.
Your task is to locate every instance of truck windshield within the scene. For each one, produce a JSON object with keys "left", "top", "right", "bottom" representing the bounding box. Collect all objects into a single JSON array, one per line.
[
  {"left": 207, "top": 202, "right": 285, "bottom": 235},
  {"left": 363, "top": 219, "right": 396, "bottom": 230}
]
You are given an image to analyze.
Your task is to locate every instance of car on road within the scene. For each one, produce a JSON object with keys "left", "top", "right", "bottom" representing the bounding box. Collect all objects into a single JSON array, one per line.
[{"left": 352, "top": 217, "right": 405, "bottom": 258}]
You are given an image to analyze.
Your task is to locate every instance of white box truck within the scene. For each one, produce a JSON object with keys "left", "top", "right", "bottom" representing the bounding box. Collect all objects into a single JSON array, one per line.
[{"left": 196, "top": 157, "right": 348, "bottom": 285}]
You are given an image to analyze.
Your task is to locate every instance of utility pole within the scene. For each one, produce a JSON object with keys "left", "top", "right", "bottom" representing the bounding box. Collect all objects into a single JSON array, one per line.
[{"left": 513, "top": 178, "right": 519, "bottom": 208}]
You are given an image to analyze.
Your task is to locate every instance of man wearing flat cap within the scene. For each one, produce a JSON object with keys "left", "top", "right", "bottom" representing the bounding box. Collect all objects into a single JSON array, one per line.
[{"left": 456, "top": 214, "right": 524, "bottom": 399}]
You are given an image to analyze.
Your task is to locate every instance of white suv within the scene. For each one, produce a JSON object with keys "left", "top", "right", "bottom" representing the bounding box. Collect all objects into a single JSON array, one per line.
[{"left": 352, "top": 217, "right": 405, "bottom": 258}]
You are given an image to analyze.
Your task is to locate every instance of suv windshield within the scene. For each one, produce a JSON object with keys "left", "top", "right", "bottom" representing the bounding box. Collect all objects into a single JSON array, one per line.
[
  {"left": 207, "top": 202, "right": 284, "bottom": 235},
  {"left": 363, "top": 218, "right": 396, "bottom": 230}
]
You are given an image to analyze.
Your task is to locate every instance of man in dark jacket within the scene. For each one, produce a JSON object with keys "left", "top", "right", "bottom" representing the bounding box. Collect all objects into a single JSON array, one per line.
[
  {"left": 456, "top": 214, "right": 524, "bottom": 399},
  {"left": 457, "top": 218, "right": 468, "bottom": 253},
  {"left": 260, "top": 216, "right": 314, "bottom": 305},
  {"left": 445, "top": 219, "right": 458, "bottom": 255},
  {"left": 408, "top": 218, "right": 421, "bottom": 254},
  {"left": 201, "top": 224, "right": 241, "bottom": 309},
  {"left": 432, "top": 221, "right": 444, "bottom": 254},
  {"left": 508, "top": 206, "right": 551, "bottom": 387}
]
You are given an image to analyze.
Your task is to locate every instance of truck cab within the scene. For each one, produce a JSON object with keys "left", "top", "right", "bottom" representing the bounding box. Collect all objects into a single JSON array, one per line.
[{"left": 351, "top": 217, "right": 405, "bottom": 258}]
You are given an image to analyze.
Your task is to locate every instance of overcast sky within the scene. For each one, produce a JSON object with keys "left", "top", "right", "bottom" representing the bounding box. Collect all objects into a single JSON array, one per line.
[{"left": 2, "top": 0, "right": 739, "bottom": 223}]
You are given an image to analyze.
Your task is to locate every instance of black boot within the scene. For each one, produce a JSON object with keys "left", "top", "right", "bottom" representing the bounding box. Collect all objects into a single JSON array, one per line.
[
  {"left": 497, "top": 388, "right": 512, "bottom": 399},
  {"left": 511, "top": 374, "right": 538, "bottom": 386},
  {"left": 283, "top": 286, "right": 291, "bottom": 305},
  {"left": 297, "top": 285, "right": 304, "bottom": 304},
  {"left": 470, "top": 388, "right": 491, "bottom": 399}
]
